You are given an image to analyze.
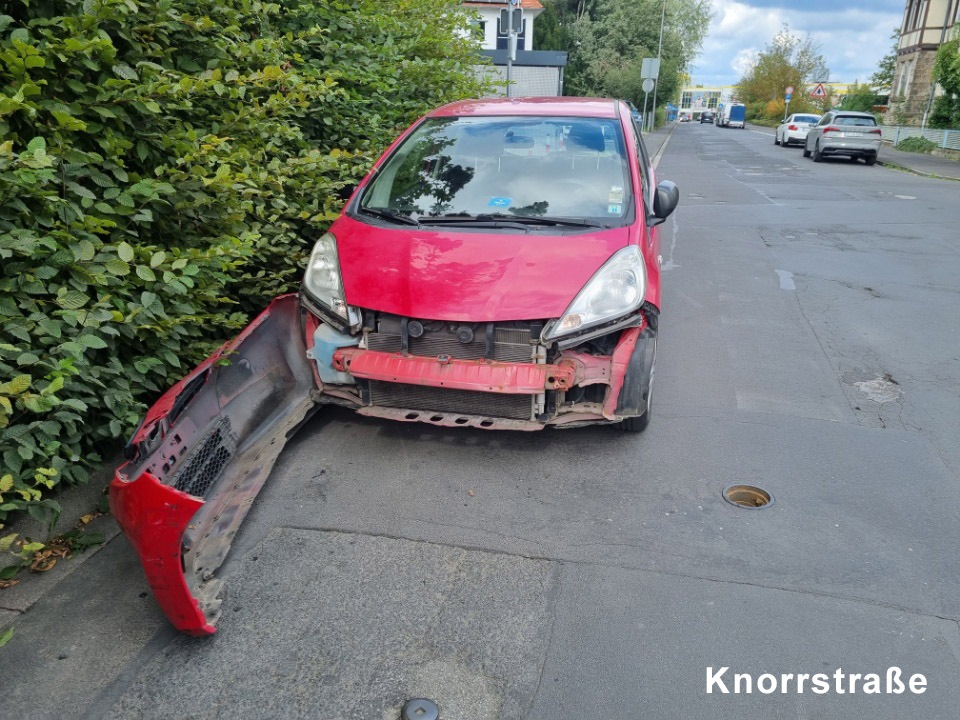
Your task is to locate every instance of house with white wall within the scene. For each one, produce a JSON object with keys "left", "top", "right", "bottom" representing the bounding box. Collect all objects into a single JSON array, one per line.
[{"left": 461, "top": 0, "right": 568, "bottom": 97}]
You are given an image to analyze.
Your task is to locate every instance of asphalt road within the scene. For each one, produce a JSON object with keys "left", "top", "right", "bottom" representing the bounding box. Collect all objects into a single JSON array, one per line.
[{"left": 4, "top": 122, "right": 960, "bottom": 720}]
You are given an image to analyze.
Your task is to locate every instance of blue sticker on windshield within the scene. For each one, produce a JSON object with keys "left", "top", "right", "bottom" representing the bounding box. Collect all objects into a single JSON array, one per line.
[
  {"left": 488, "top": 197, "right": 512, "bottom": 207},
  {"left": 608, "top": 204, "right": 622, "bottom": 214}
]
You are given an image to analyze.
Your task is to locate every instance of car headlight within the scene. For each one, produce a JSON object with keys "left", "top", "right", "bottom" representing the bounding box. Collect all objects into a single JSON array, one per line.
[
  {"left": 542, "top": 246, "right": 647, "bottom": 341},
  {"left": 303, "top": 233, "right": 361, "bottom": 329}
]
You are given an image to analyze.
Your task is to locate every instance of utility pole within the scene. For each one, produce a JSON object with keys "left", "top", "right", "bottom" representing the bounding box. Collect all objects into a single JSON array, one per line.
[
  {"left": 505, "top": 0, "right": 520, "bottom": 98},
  {"left": 650, "top": 0, "right": 666, "bottom": 131}
]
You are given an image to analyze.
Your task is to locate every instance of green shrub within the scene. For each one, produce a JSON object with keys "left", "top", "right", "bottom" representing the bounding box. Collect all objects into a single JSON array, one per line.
[
  {"left": 895, "top": 136, "right": 937, "bottom": 153},
  {"left": 0, "top": 0, "right": 488, "bottom": 527}
]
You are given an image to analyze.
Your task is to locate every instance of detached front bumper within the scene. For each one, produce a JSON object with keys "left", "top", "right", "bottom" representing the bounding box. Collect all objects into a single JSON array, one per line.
[{"left": 110, "top": 294, "right": 316, "bottom": 635}]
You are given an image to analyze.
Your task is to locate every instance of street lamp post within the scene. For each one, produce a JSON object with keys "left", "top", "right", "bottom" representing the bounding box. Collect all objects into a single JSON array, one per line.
[{"left": 650, "top": 0, "right": 666, "bottom": 132}]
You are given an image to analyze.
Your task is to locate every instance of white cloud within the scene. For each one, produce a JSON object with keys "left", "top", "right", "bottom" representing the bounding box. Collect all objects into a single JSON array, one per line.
[
  {"left": 731, "top": 48, "right": 759, "bottom": 78},
  {"left": 689, "top": 0, "right": 902, "bottom": 87}
]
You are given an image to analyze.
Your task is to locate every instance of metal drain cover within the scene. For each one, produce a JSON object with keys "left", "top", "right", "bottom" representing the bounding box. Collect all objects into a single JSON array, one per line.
[
  {"left": 722, "top": 484, "right": 774, "bottom": 509},
  {"left": 402, "top": 698, "right": 439, "bottom": 720}
]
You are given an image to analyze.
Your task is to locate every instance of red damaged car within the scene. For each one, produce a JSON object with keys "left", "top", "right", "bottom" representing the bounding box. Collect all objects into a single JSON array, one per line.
[{"left": 110, "top": 97, "right": 679, "bottom": 634}]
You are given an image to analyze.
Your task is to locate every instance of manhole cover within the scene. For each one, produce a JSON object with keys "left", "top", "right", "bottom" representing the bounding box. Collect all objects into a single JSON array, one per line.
[
  {"left": 402, "top": 698, "right": 439, "bottom": 720},
  {"left": 722, "top": 484, "right": 774, "bottom": 509}
]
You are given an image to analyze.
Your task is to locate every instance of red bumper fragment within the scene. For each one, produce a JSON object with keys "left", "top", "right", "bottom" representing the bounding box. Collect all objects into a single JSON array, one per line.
[
  {"left": 109, "top": 472, "right": 213, "bottom": 635},
  {"left": 110, "top": 294, "right": 316, "bottom": 635},
  {"left": 333, "top": 347, "right": 576, "bottom": 393}
]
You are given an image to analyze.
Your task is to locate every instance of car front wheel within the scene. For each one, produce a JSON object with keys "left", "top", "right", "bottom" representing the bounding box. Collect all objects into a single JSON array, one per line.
[
  {"left": 802, "top": 143, "right": 812, "bottom": 158},
  {"left": 812, "top": 142, "right": 823, "bottom": 162}
]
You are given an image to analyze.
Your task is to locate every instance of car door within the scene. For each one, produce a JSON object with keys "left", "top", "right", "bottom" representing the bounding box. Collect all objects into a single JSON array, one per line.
[{"left": 808, "top": 112, "right": 832, "bottom": 149}]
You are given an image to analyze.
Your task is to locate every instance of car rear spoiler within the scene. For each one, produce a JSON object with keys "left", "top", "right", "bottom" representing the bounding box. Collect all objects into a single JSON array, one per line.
[{"left": 109, "top": 294, "right": 317, "bottom": 635}]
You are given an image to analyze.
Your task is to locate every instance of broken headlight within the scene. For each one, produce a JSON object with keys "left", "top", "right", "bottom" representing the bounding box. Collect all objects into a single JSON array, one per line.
[
  {"left": 302, "top": 232, "right": 361, "bottom": 330},
  {"left": 542, "top": 245, "right": 646, "bottom": 341}
]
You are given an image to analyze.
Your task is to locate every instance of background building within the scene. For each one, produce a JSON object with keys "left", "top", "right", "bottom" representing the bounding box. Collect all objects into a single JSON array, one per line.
[
  {"left": 890, "top": 0, "right": 960, "bottom": 125},
  {"left": 462, "top": 0, "right": 568, "bottom": 97}
]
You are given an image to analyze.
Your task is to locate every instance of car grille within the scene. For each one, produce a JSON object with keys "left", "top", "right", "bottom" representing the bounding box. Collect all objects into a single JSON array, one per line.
[
  {"left": 369, "top": 381, "right": 533, "bottom": 420},
  {"left": 366, "top": 326, "right": 534, "bottom": 363},
  {"left": 171, "top": 417, "right": 236, "bottom": 498}
]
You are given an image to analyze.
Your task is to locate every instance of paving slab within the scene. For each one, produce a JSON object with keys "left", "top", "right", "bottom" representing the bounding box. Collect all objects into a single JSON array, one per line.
[
  {"left": 527, "top": 563, "right": 960, "bottom": 720},
  {"left": 96, "top": 529, "right": 559, "bottom": 720},
  {"left": 0, "top": 538, "right": 166, "bottom": 720}
]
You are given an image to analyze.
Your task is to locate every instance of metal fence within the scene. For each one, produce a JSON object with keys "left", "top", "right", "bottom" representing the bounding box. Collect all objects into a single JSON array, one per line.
[{"left": 881, "top": 125, "right": 960, "bottom": 151}]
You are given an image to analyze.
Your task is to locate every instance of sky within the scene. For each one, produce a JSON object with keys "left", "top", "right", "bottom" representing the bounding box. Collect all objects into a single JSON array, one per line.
[{"left": 689, "top": 0, "right": 907, "bottom": 87}]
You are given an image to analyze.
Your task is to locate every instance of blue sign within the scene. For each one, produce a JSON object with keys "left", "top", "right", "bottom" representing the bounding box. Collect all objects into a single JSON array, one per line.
[
  {"left": 785, "top": 93, "right": 792, "bottom": 101},
  {"left": 488, "top": 197, "right": 512, "bottom": 208}
]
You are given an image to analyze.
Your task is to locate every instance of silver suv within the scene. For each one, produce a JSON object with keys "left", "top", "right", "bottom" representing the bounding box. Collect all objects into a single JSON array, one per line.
[{"left": 803, "top": 110, "right": 882, "bottom": 165}]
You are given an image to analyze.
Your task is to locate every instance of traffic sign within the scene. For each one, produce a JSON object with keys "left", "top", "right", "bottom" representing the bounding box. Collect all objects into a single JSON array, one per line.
[
  {"left": 499, "top": 7, "right": 522, "bottom": 32},
  {"left": 811, "top": 83, "right": 827, "bottom": 98},
  {"left": 640, "top": 58, "right": 660, "bottom": 80},
  {"left": 786, "top": 86, "right": 794, "bottom": 95},
  {"left": 785, "top": 93, "right": 792, "bottom": 101},
  {"left": 642, "top": 78, "right": 654, "bottom": 93}
]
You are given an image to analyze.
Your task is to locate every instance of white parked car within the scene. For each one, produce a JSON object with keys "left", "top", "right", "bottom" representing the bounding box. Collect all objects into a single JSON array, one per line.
[
  {"left": 803, "top": 110, "right": 882, "bottom": 165},
  {"left": 775, "top": 113, "right": 821, "bottom": 147}
]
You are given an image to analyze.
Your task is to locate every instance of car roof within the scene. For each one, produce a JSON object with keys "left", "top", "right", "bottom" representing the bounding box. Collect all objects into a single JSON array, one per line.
[
  {"left": 428, "top": 97, "right": 621, "bottom": 119},
  {"left": 831, "top": 110, "right": 875, "bottom": 117}
]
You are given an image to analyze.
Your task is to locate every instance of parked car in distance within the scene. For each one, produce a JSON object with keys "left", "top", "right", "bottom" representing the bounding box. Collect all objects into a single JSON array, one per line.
[
  {"left": 700, "top": 111, "right": 715, "bottom": 124},
  {"left": 803, "top": 110, "right": 882, "bottom": 164},
  {"left": 775, "top": 113, "right": 821, "bottom": 146},
  {"left": 680, "top": 114, "right": 692, "bottom": 122},
  {"left": 111, "top": 97, "right": 681, "bottom": 636}
]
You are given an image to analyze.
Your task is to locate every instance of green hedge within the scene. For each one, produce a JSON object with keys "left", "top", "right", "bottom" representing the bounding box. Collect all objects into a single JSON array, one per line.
[{"left": 0, "top": 0, "right": 488, "bottom": 529}]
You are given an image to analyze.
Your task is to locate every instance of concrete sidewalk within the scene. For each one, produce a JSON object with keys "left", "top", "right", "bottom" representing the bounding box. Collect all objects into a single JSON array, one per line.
[{"left": 877, "top": 142, "right": 960, "bottom": 180}]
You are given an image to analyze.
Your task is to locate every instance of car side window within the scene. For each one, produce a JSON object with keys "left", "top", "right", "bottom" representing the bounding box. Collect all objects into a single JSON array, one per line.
[
  {"left": 817, "top": 114, "right": 831, "bottom": 127},
  {"left": 629, "top": 118, "right": 653, "bottom": 206}
]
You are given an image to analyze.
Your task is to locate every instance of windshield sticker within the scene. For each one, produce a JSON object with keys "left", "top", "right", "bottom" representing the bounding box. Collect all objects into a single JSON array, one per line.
[
  {"left": 608, "top": 204, "right": 622, "bottom": 214},
  {"left": 609, "top": 186, "right": 624, "bottom": 203},
  {"left": 488, "top": 197, "right": 512, "bottom": 208}
]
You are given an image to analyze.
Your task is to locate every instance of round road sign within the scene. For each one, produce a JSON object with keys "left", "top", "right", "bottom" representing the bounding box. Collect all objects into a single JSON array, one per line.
[
  {"left": 786, "top": 86, "right": 794, "bottom": 94},
  {"left": 642, "top": 78, "right": 655, "bottom": 93}
]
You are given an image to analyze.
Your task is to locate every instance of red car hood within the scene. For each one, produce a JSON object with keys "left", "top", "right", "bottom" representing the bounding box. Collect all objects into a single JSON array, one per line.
[{"left": 334, "top": 215, "right": 631, "bottom": 321}]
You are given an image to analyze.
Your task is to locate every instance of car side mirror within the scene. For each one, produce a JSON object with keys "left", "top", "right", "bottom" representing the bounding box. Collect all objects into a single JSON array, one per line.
[
  {"left": 647, "top": 180, "right": 679, "bottom": 227},
  {"left": 335, "top": 182, "right": 358, "bottom": 202}
]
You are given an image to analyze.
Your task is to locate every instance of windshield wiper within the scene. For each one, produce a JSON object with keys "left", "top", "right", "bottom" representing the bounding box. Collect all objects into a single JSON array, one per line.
[
  {"left": 359, "top": 207, "right": 420, "bottom": 226},
  {"left": 423, "top": 213, "right": 607, "bottom": 229}
]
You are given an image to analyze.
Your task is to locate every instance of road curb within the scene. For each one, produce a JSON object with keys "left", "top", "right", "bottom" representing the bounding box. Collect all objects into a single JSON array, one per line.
[
  {"left": 877, "top": 159, "right": 960, "bottom": 181},
  {"left": 1, "top": 459, "right": 121, "bottom": 635}
]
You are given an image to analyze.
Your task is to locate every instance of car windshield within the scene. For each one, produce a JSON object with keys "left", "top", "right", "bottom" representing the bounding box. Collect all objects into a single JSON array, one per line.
[
  {"left": 836, "top": 116, "right": 877, "bottom": 126},
  {"left": 358, "top": 116, "right": 633, "bottom": 226},
  {"left": 793, "top": 115, "right": 819, "bottom": 123}
]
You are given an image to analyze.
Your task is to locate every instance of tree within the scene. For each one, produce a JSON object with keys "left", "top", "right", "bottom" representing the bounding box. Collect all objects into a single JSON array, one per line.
[
  {"left": 561, "top": 0, "right": 711, "bottom": 118},
  {"left": 930, "top": 38, "right": 960, "bottom": 129},
  {"left": 736, "top": 26, "right": 830, "bottom": 119},
  {"left": 871, "top": 29, "right": 900, "bottom": 94},
  {"left": 841, "top": 82, "right": 881, "bottom": 113}
]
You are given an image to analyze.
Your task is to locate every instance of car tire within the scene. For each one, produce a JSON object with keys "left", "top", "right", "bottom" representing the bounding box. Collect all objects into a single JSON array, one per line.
[
  {"left": 802, "top": 144, "right": 811, "bottom": 158},
  {"left": 774, "top": 134, "right": 780, "bottom": 146},
  {"left": 812, "top": 142, "right": 823, "bottom": 162},
  {"left": 865, "top": 155, "right": 877, "bottom": 166}
]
